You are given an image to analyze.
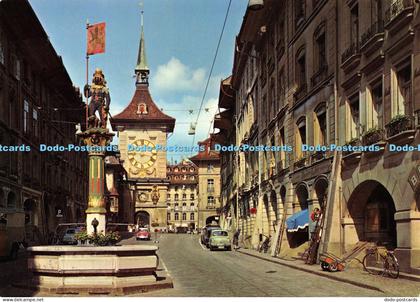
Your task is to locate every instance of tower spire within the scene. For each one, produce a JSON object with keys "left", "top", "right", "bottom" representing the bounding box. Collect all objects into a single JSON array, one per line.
[{"left": 135, "top": 1, "right": 149, "bottom": 85}]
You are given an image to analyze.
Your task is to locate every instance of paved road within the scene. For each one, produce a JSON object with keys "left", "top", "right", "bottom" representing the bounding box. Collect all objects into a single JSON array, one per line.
[{"left": 124, "top": 233, "right": 384, "bottom": 297}]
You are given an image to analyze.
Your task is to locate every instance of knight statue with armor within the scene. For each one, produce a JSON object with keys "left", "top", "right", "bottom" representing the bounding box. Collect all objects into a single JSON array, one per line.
[{"left": 84, "top": 68, "right": 111, "bottom": 129}]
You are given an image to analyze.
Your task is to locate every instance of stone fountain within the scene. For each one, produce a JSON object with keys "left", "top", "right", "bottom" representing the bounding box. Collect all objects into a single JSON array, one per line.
[{"left": 21, "top": 69, "right": 172, "bottom": 295}]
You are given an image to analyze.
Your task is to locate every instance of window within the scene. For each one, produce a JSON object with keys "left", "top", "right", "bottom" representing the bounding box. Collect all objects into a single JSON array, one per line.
[
  {"left": 278, "top": 69, "right": 285, "bottom": 108},
  {"left": 278, "top": 127, "right": 286, "bottom": 169},
  {"left": 208, "top": 196, "right": 215, "bottom": 206},
  {"left": 372, "top": 0, "right": 383, "bottom": 24},
  {"left": 269, "top": 78, "right": 276, "bottom": 118},
  {"left": 295, "top": 0, "right": 305, "bottom": 27},
  {"left": 175, "top": 213, "right": 179, "bottom": 221},
  {"left": 190, "top": 194, "right": 194, "bottom": 200},
  {"left": 350, "top": 4, "right": 359, "bottom": 45},
  {"left": 32, "top": 107, "right": 39, "bottom": 137},
  {"left": 167, "top": 203, "right": 171, "bottom": 210},
  {"left": 296, "top": 117, "right": 306, "bottom": 159},
  {"left": 23, "top": 100, "right": 29, "bottom": 134},
  {"left": 167, "top": 193, "right": 171, "bottom": 200},
  {"left": 371, "top": 82, "right": 383, "bottom": 129},
  {"left": 167, "top": 213, "right": 171, "bottom": 221},
  {"left": 14, "top": 57, "right": 21, "bottom": 80},
  {"left": 207, "top": 164, "right": 213, "bottom": 172},
  {"left": 182, "top": 202, "right": 187, "bottom": 211},
  {"left": 190, "top": 202, "right": 195, "bottom": 210},
  {"left": 182, "top": 194, "right": 186, "bottom": 200},
  {"left": 296, "top": 48, "right": 306, "bottom": 91},
  {"left": 0, "top": 30, "right": 4, "bottom": 65},
  {"left": 182, "top": 213, "right": 186, "bottom": 220},
  {"left": 314, "top": 26, "right": 326, "bottom": 72},
  {"left": 190, "top": 213, "right": 194, "bottom": 221},
  {"left": 174, "top": 194, "right": 179, "bottom": 201},
  {"left": 207, "top": 179, "right": 214, "bottom": 193},
  {"left": 349, "top": 95, "right": 360, "bottom": 140},
  {"left": 315, "top": 104, "right": 327, "bottom": 146},
  {"left": 395, "top": 63, "right": 411, "bottom": 116}
]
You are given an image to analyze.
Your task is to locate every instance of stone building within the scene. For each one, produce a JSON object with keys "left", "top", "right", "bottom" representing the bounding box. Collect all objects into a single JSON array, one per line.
[
  {"left": 331, "top": 0, "right": 420, "bottom": 275},
  {"left": 110, "top": 14, "right": 175, "bottom": 229},
  {"left": 190, "top": 137, "right": 221, "bottom": 229},
  {"left": 0, "top": 0, "right": 88, "bottom": 245},
  {"left": 104, "top": 152, "right": 131, "bottom": 223},
  {"left": 166, "top": 161, "right": 198, "bottom": 232},
  {"left": 217, "top": 0, "right": 420, "bottom": 275}
]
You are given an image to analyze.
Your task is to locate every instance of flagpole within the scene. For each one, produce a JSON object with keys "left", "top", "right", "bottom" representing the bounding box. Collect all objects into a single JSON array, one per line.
[{"left": 86, "top": 20, "right": 90, "bottom": 130}]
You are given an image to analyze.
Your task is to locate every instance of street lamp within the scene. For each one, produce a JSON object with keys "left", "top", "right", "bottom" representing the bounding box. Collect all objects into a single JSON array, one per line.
[{"left": 248, "top": 0, "right": 264, "bottom": 11}]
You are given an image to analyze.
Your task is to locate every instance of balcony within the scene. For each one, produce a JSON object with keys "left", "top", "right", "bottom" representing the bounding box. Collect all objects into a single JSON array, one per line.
[
  {"left": 360, "top": 21, "right": 384, "bottom": 56},
  {"left": 206, "top": 204, "right": 216, "bottom": 210},
  {"left": 386, "top": 114, "right": 416, "bottom": 144},
  {"left": 385, "top": 0, "right": 414, "bottom": 34},
  {"left": 293, "top": 156, "right": 307, "bottom": 170},
  {"left": 362, "top": 128, "right": 386, "bottom": 156},
  {"left": 341, "top": 42, "right": 360, "bottom": 72},
  {"left": 311, "top": 65, "right": 328, "bottom": 88},
  {"left": 362, "top": 128, "right": 385, "bottom": 146},
  {"left": 310, "top": 150, "right": 327, "bottom": 163},
  {"left": 293, "top": 83, "right": 307, "bottom": 104},
  {"left": 342, "top": 138, "right": 362, "bottom": 166}
]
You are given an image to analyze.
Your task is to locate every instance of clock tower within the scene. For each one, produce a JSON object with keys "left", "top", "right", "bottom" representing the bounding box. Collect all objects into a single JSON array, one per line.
[{"left": 110, "top": 10, "right": 175, "bottom": 228}]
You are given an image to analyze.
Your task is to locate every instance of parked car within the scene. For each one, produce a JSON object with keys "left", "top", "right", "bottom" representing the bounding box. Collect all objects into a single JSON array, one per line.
[
  {"left": 208, "top": 230, "right": 231, "bottom": 251},
  {"left": 61, "top": 228, "right": 78, "bottom": 245},
  {"left": 136, "top": 228, "right": 151, "bottom": 240},
  {"left": 201, "top": 224, "right": 221, "bottom": 247}
]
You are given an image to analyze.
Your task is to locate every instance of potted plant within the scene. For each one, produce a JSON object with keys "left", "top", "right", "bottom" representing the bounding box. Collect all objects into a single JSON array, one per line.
[
  {"left": 362, "top": 127, "right": 383, "bottom": 145},
  {"left": 74, "top": 231, "right": 90, "bottom": 245},
  {"left": 386, "top": 114, "right": 412, "bottom": 137}
]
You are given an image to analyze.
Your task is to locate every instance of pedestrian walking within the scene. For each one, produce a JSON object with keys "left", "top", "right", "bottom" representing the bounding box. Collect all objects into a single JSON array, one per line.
[{"left": 233, "top": 228, "right": 240, "bottom": 251}]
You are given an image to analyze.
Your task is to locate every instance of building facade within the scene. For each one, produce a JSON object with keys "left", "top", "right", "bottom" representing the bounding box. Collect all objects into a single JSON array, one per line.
[
  {"left": 0, "top": 0, "right": 88, "bottom": 246},
  {"left": 166, "top": 161, "right": 198, "bottom": 232},
  {"left": 110, "top": 16, "right": 176, "bottom": 230},
  {"left": 190, "top": 137, "right": 221, "bottom": 229},
  {"left": 217, "top": 0, "right": 420, "bottom": 275}
]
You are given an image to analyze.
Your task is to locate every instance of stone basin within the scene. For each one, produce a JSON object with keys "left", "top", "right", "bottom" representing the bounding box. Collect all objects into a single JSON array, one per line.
[{"left": 23, "top": 244, "right": 172, "bottom": 295}]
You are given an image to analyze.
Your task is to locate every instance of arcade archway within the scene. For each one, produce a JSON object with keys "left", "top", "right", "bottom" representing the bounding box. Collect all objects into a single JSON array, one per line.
[
  {"left": 135, "top": 211, "right": 150, "bottom": 227},
  {"left": 347, "top": 180, "right": 397, "bottom": 247}
]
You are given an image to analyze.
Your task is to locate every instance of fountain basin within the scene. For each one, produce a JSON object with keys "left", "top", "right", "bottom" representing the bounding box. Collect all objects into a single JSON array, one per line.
[{"left": 23, "top": 245, "right": 172, "bottom": 295}]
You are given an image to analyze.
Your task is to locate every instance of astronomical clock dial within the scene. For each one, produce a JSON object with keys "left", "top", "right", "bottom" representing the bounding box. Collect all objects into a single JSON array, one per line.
[
  {"left": 139, "top": 192, "right": 147, "bottom": 202},
  {"left": 127, "top": 139, "right": 157, "bottom": 170}
]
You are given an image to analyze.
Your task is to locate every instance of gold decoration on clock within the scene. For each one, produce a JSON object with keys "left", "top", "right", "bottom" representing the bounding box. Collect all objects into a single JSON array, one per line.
[{"left": 128, "top": 139, "right": 157, "bottom": 171}]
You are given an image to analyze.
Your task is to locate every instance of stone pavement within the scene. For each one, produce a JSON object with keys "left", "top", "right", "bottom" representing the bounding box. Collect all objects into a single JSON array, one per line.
[
  {"left": 237, "top": 247, "right": 420, "bottom": 297},
  {"left": 137, "top": 234, "right": 391, "bottom": 297}
]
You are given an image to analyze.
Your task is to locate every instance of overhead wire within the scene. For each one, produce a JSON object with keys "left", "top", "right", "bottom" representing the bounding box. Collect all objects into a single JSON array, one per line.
[{"left": 190, "top": 0, "right": 232, "bottom": 151}]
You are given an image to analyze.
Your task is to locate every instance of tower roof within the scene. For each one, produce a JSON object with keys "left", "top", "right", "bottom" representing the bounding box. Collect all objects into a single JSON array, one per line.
[
  {"left": 110, "top": 85, "right": 175, "bottom": 132},
  {"left": 135, "top": 22, "right": 149, "bottom": 73},
  {"left": 110, "top": 4, "right": 175, "bottom": 132}
]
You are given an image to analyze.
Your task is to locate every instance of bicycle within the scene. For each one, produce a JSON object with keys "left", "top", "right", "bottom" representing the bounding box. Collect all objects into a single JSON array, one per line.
[
  {"left": 258, "top": 235, "right": 271, "bottom": 253},
  {"left": 362, "top": 244, "right": 399, "bottom": 278}
]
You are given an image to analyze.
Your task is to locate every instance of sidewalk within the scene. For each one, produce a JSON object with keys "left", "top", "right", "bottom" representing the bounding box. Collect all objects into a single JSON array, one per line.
[{"left": 237, "top": 248, "right": 420, "bottom": 297}]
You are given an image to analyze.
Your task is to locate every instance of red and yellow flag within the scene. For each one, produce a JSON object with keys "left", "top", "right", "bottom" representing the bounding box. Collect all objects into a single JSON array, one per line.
[{"left": 87, "top": 22, "right": 106, "bottom": 55}]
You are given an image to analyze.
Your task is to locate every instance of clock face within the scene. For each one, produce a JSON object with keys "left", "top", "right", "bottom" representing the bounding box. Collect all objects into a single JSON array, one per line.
[
  {"left": 139, "top": 193, "right": 147, "bottom": 202},
  {"left": 128, "top": 139, "right": 157, "bottom": 170}
]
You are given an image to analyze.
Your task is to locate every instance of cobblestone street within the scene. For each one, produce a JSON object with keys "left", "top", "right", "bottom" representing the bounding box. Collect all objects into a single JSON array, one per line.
[
  {"left": 0, "top": 234, "right": 419, "bottom": 297},
  {"left": 124, "top": 234, "right": 398, "bottom": 297}
]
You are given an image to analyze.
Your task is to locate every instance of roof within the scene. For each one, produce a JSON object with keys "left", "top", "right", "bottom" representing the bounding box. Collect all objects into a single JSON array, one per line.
[
  {"left": 110, "top": 84, "right": 175, "bottom": 132},
  {"left": 135, "top": 25, "right": 149, "bottom": 72},
  {"left": 190, "top": 136, "right": 220, "bottom": 163},
  {"left": 0, "top": 0, "right": 82, "bottom": 106}
]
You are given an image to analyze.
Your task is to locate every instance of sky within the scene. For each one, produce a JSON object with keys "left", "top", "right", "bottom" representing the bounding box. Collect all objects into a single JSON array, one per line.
[{"left": 29, "top": 0, "right": 247, "bottom": 161}]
